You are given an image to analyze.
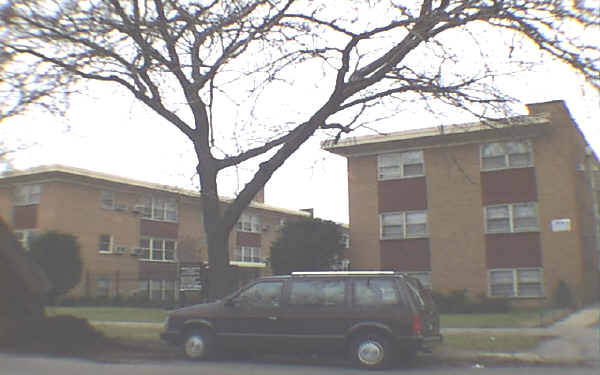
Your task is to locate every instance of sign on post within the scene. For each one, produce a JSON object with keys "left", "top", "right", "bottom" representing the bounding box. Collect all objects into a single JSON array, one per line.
[{"left": 179, "top": 265, "right": 204, "bottom": 291}]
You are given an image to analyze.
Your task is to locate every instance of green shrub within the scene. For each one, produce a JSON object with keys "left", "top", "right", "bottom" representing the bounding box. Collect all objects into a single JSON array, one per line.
[{"left": 432, "top": 289, "right": 510, "bottom": 314}]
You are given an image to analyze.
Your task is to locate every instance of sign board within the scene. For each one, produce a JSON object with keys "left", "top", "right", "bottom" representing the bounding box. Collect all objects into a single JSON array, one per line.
[
  {"left": 179, "top": 266, "right": 204, "bottom": 291},
  {"left": 551, "top": 219, "right": 571, "bottom": 232}
]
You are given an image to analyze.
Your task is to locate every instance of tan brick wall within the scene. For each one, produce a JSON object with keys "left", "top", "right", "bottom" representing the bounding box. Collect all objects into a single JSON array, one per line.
[
  {"left": 347, "top": 155, "right": 381, "bottom": 269},
  {"left": 426, "top": 144, "right": 487, "bottom": 295},
  {"left": 528, "top": 102, "right": 588, "bottom": 305}
]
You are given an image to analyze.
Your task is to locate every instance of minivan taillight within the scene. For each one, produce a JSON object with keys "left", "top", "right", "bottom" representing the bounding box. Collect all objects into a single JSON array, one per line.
[{"left": 412, "top": 315, "right": 423, "bottom": 336}]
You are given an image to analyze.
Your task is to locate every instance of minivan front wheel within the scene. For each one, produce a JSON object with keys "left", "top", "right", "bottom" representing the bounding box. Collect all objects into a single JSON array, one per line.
[
  {"left": 183, "top": 329, "right": 214, "bottom": 360},
  {"left": 350, "top": 333, "right": 392, "bottom": 369}
]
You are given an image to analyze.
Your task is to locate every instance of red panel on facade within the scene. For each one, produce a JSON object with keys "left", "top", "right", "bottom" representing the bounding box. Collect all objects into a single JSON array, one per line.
[
  {"left": 138, "top": 261, "right": 178, "bottom": 280},
  {"left": 486, "top": 232, "right": 542, "bottom": 268},
  {"left": 13, "top": 205, "right": 37, "bottom": 229},
  {"left": 140, "top": 220, "right": 178, "bottom": 238},
  {"left": 378, "top": 177, "right": 427, "bottom": 212},
  {"left": 236, "top": 232, "right": 261, "bottom": 247},
  {"left": 380, "top": 238, "right": 430, "bottom": 271},
  {"left": 481, "top": 168, "right": 537, "bottom": 205}
]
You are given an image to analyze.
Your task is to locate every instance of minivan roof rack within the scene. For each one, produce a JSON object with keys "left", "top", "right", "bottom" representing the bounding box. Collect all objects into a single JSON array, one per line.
[{"left": 291, "top": 271, "right": 396, "bottom": 276}]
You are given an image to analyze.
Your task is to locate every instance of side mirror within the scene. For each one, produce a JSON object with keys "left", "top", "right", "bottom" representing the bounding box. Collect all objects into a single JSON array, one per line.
[{"left": 224, "top": 298, "right": 237, "bottom": 308}]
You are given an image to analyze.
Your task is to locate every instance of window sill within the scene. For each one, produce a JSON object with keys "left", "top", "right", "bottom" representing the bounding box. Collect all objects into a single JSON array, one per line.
[
  {"left": 139, "top": 259, "right": 177, "bottom": 263},
  {"left": 139, "top": 217, "right": 179, "bottom": 224},
  {"left": 380, "top": 236, "right": 429, "bottom": 240},
  {"left": 378, "top": 174, "right": 425, "bottom": 181},
  {"left": 230, "top": 261, "right": 266, "bottom": 268},
  {"left": 485, "top": 230, "right": 540, "bottom": 235},
  {"left": 481, "top": 165, "right": 533, "bottom": 172},
  {"left": 236, "top": 230, "right": 262, "bottom": 234},
  {"left": 488, "top": 295, "right": 545, "bottom": 299}
]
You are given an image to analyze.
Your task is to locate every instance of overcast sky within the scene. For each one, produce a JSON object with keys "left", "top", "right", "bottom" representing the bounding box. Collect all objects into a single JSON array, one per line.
[{"left": 2, "top": 25, "right": 599, "bottom": 226}]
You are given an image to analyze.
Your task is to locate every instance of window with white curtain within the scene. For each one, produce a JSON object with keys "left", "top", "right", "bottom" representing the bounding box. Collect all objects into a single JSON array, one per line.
[
  {"left": 380, "top": 211, "right": 428, "bottom": 239},
  {"left": 485, "top": 202, "right": 538, "bottom": 233},
  {"left": 377, "top": 151, "right": 424, "bottom": 180}
]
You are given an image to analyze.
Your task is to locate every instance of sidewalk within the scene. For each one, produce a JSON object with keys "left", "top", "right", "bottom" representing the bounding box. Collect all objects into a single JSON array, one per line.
[{"left": 444, "top": 304, "right": 600, "bottom": 367}]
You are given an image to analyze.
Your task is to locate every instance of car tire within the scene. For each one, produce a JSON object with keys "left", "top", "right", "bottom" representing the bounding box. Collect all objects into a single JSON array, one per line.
[
  {"left": 183, "top": 329, "right": 214, "bottom": 360},
  {"left": 349, "top": 333, "right": 393, "bottom": 370}
]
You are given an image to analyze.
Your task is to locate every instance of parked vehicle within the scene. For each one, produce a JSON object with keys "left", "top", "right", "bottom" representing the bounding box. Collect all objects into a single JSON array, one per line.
[{"left": 161, "top": 271, "right": 442, "bottom": 369}]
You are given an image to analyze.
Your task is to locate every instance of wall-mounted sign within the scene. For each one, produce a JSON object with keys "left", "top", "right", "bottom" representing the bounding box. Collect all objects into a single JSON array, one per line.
[{"left": 551, "top": 219, "right": 571, "bottom": 232}]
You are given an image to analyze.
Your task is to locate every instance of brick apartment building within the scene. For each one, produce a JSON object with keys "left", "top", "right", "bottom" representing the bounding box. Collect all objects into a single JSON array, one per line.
[
  {"left": 323, "top": 100, "right": 600, "bottom": 306},
  {"left": 0, "top": 165, "right": 312, "bottom": 301}
]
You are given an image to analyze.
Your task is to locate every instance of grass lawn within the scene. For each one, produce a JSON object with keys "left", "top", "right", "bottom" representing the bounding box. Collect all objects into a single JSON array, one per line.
[
  {"left": 46, "top": 306, "right": 570, "bottom": 328},
  {"left": 46, "top": 306, "right": 168, "bottom": 323},
  {"left": 440, "top": 309, "right": 570, "bottom": 328},
  {"left": 440, "top": 333, "right": 554, "bottom": 353}
]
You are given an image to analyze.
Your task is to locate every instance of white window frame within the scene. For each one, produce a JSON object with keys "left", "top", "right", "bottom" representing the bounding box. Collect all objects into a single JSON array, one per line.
[
  {"left": 236, "top": 213, "right": 262, "bottom": 233},
  {"left": 100, "top": 191, "right": 115, "bottom": 209},
  {"left": 484, "top": 202, "right": 539, "bottom": 233},
  {"left": 98, "top": 234, "right": 113, "bottom": 253},
  {"left": 139, "top": 196, "right": 178, "bottom": 222},
  {"left": 232, "top": 246, "right": 265, "bottom": 267},
  {"left": 139, "top": 237, "right": 176, "bottom": 262},
  {"left": 488, "top": 268, "right": 544, "bottom": 298},
  {"left": 380, "top": 211, "right": 428, "bottom": 240},
  {"left": 14, "top": 184, "right": 42, "bottom": 206},
  {"left": 138, "top": 280, "right": 177, "bottom": 300},
  {"left": 481, "top": 141, "right": 533, "bottom": 171},
  {"left": 14, "top": 229, "right": 37, "bottom": 250},
  {"left": 377, "top": 151, "right": 424, "bottom": 180}
]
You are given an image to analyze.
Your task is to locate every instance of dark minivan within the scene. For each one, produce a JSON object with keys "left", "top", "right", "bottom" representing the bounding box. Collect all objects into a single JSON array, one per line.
[{"left": 161, "top": 271, "right": 441, "bottom": 369}]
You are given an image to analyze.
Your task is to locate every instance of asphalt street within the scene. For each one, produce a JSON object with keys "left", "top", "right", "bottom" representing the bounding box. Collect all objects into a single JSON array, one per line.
[{"left": 0, "top": 353, "right": 599, "bottom": 375}]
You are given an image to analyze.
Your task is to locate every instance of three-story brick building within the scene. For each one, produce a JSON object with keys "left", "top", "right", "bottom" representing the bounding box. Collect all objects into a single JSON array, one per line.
[
  {"left": 323, "top": 100, "right": 600, "bottom": 306},
  {"left": 0, "top": 165, "right": 311, "bottom": 301}
]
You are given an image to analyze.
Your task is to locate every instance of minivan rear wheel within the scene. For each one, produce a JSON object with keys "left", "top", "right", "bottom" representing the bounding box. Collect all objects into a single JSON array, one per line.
[
  {"left": 183, "top": 329, "right": 214, "bottom": 360},
  {"left": 349, "top": 333, "right": 392, "bottom": 370}
]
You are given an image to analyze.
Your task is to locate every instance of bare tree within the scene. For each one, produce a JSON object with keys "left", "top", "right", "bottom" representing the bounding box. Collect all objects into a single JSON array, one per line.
[{"left": 1, "top": 0, "right": 598, "bottom": 298}]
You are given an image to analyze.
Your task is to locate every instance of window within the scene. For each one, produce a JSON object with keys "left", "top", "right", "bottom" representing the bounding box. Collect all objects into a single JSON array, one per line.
[
  {"left": 138, "top": 280, "right": 176, "bottom": 301},
  {"left": 380, "top": 211, "right": 428, "bottom": 239},
  {"left": 489, "top": 268, "right": 543, "bottom": 298},
  {"left": 98, "top": 234, "right": 113, "bottom": 252},
  {"left": 485, "top": 202, "right": 538, "bottom": 233},
  {"left": 341, "top": 233, "right": 350, "bottom": 248},
  {"left": 236, "top": 281, "right": 283, "bottom": 308},
  {"left": 138, "top": 196, "right": 178, "bottom": 222},
  {"left": 289, "top": 279, "right": 345, "bottom": 307},
  {"left": 481, "top": 141, "right": 532, "bottom": 170},
  {"left": 354, "top": 278, "right": 399, "bottom": 306},
  {"left": 404, "top": 271, "right": 432, "bottom": 289},
  {"left": 233, "top": 246, "right": 262, "bottom": 263},
  {"left": 14, "top": 184, "right": 41, "bottom": 205},
  {"left": 100, "top": 191, "right": 115, "bottom": 209},
  {"left": 236, "top": 213, "right": 261, "bottom": 233},
  {"left": 14, "top": 229, "right": 37, "bottom": 250},
  {"left": 377, "top": 151, "right": 424, "bottom": 180},
  {"left": 96, "top": 278, "right": 110, "bottom": 297},
  {"left": 139, "top": 237, "right": 176, "bottom": 261}
]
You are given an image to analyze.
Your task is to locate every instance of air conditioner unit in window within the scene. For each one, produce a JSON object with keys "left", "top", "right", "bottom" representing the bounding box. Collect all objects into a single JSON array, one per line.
[
  {"left": 114, "top": 203, "right": 128, "bottom": 212},
  {"left": 132, "top": 204, "right": 145, "bottom": 214},
  {"left": 262, "top": 225, "right": 270, "bottom": 232},
  {"left": 114, "top": 246, "right": 127, "bottom": 254},
  {"left": 131, "top": 248, "right": 145, "bottom": 257}
]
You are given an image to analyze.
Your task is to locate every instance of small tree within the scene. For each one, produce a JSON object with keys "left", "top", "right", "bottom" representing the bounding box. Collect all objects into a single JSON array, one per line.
[
  {"left": 29, "top": 231, "right": 83, "bottom": 302},
  {"left": 270, "top": 218, "right": 345, "bottom": 275}
]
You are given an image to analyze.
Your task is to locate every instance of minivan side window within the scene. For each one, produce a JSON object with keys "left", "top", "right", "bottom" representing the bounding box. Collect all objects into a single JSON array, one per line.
[
  {"left": 353, "top": 278, "right": 399, "bottom": 306},
  {"left": 236, "top": 281, "right": 283, "bottom": 308},
  {"left": 289, "top": 279, "right": 345, "bottom": 307}
]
